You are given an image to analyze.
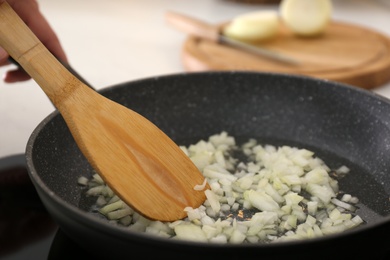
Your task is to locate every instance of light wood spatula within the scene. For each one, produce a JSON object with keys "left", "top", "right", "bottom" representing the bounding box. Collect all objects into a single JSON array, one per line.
[{"left": 0, "top": 1, "right": 208, "bottom": 221}]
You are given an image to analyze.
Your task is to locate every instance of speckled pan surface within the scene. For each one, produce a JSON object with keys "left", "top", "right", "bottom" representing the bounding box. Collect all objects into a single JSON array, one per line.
[{"left": 26, "top": 71, "right": 390, "bottom": 259}]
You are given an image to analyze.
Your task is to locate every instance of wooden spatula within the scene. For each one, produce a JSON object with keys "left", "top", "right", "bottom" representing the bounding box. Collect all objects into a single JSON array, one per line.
[{"left": 0, "top": 1, "right": 208, "bottom": 222}]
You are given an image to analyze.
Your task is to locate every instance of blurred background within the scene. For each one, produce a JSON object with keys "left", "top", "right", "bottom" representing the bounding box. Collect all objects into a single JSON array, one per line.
[{"left": 1, "top": 0, "right": 390, "bottom": 161}]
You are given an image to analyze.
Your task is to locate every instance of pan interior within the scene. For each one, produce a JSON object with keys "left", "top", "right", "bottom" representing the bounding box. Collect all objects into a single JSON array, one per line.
[{"left": 28, "top": 72, "right": 390, "bottom": 236}]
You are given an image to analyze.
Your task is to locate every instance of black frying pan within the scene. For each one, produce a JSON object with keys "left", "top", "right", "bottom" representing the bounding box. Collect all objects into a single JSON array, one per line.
[{"left": 25, "top": 71, "right": 390, "bottom": 259}]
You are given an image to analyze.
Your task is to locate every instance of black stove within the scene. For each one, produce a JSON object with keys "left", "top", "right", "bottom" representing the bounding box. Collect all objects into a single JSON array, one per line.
[{"left": 0, "top": 154, "right": 93, "bottom": 260}]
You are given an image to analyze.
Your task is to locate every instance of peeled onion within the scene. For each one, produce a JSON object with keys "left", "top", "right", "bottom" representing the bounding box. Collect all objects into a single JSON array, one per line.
[
  {"left": 223, "top": 10, "right": 280, "bottom": 42},
  {"left": 280, "top": 0, "right": 332, "bottom": 36}
]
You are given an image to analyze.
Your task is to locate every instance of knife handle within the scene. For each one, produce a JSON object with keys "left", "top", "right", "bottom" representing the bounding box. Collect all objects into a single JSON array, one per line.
[{"left": 165, "top": 11, "right": 220, "bottom": 42}]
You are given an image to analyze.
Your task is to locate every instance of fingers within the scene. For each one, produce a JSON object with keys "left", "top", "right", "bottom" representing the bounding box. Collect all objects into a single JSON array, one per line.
[
  {"left": 3, "top": 69, "right": 31, "bottom": 83},
  {"left": 18, "top": 1, "right": 68, "bottom": 62},
  {"left": 1, "top": 0, "right": 68, "bottom": 83},
  {"left": 0, "top": 46, "right": 31, "bottom": 83}
]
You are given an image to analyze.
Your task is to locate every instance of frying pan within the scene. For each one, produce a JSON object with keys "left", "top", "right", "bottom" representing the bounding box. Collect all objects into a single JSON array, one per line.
[{"left": 25, "top": 71, "right": 390, "bottom": 259}]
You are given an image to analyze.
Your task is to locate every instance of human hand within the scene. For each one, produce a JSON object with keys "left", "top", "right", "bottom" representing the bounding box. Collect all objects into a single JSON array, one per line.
[{"left": 0, "top": 0, "right": 67, "bottom": 83}]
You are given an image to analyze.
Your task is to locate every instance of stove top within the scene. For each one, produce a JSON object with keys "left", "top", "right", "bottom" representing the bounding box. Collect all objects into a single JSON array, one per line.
[
  {"left": 1, "top": 154, "right": 390, "bottom": 260},
  {"left": 0, "top": 154, "right": 93, "bottom": 260}
]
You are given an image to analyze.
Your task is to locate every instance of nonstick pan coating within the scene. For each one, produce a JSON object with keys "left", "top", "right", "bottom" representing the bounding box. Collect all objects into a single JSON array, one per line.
[{"left": 26, "top": 71, "right": 390, "bottom": 259}]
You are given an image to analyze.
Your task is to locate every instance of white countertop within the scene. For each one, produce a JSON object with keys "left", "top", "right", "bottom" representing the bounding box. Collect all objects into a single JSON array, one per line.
[{"left": 1, "top": 0, "right": 390, "bottom": 158}]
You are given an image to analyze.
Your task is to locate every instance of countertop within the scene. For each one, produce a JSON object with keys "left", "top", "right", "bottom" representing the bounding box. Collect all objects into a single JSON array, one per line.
[{"left": 1, "top": 0, "right": 390, "bottom": 158}]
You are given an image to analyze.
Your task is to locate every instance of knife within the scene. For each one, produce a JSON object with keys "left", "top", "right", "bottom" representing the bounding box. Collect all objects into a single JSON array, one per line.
[{"left": 165, "top": 11, "right": 299, "bottom": 66}]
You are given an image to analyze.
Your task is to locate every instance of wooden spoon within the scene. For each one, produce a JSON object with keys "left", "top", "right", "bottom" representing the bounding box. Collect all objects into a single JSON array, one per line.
[{"left": 0, "top": 1, "right": 208, "bottom": 222}]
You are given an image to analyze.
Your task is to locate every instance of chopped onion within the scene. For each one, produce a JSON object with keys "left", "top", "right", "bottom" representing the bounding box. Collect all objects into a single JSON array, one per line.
[
  {"left": 331, "top": 198, "right": 357, "bottom": 212},
  {"left": 193, "top": 178, "right": 208, "bottom": 191},
  {"left": 80, "top": 131, "right": 364, "bottom": 244},
  {"left": 77, "top": 176, "right": 89, "bottom": 186}
]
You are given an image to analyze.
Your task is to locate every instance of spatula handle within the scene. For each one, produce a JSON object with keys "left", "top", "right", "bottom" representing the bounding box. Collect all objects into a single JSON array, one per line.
[
  {"left": 0, "top": 2, "right": 78, "bottom": 107},
  {"left": 8, "top": 56, "right": 93, "bottom": 89}
]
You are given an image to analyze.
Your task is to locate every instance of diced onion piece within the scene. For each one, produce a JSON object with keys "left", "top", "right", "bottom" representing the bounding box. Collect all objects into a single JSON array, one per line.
[
  {"left": 244, "top": 190, "right": 280, "bottom": 212},
  {"left": 331, "top": 198, "right": 357, "bottom": 212},
  {"left": 284, "top": 192, "right": 303, "bottom": 205},
  {"left": 174, "top": 223, "right": 208, "bottom": 242},
  {"left": 304, "top": 168, "right": 329, "bottom": 185},
  {"left": 99, "top": 200, "right": 125, "bottom": 215},
  {"left": 96, "top": 196, "right": 107, "bottom": 206},
  {"left": 205, "top": 189, "right": 221, "bottom": 213},
  {"left": 341, "top": 193, "right": 352, "bottom": 202},
  {"left": 92, "top": 173, "right": 104, "bottom": 184},
  {"left": 194, "top": 178, "right": 208, "bottom": 191},
  {"left": 307, "top": 201, "right": 318, "bottom": 215},
  {"left": 336, "top": 165, "right": 350, "bottom": 175},
  {"left": 77, "top": 176, "right": 89, "bottom": 186},
  {"left": 305, "top": 183, "right": 334, "bottom": 204},
  {"left": 107, "top": 208, "right": 133, "bottom": 220},
  {"left": 229, "top": 229, "right": 246, "bottom": 243}
]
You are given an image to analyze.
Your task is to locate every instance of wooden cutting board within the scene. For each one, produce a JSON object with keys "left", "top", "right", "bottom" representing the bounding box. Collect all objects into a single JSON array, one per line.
[{"left": 181, "top": 21, "right": 390, "bottom": 89}]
